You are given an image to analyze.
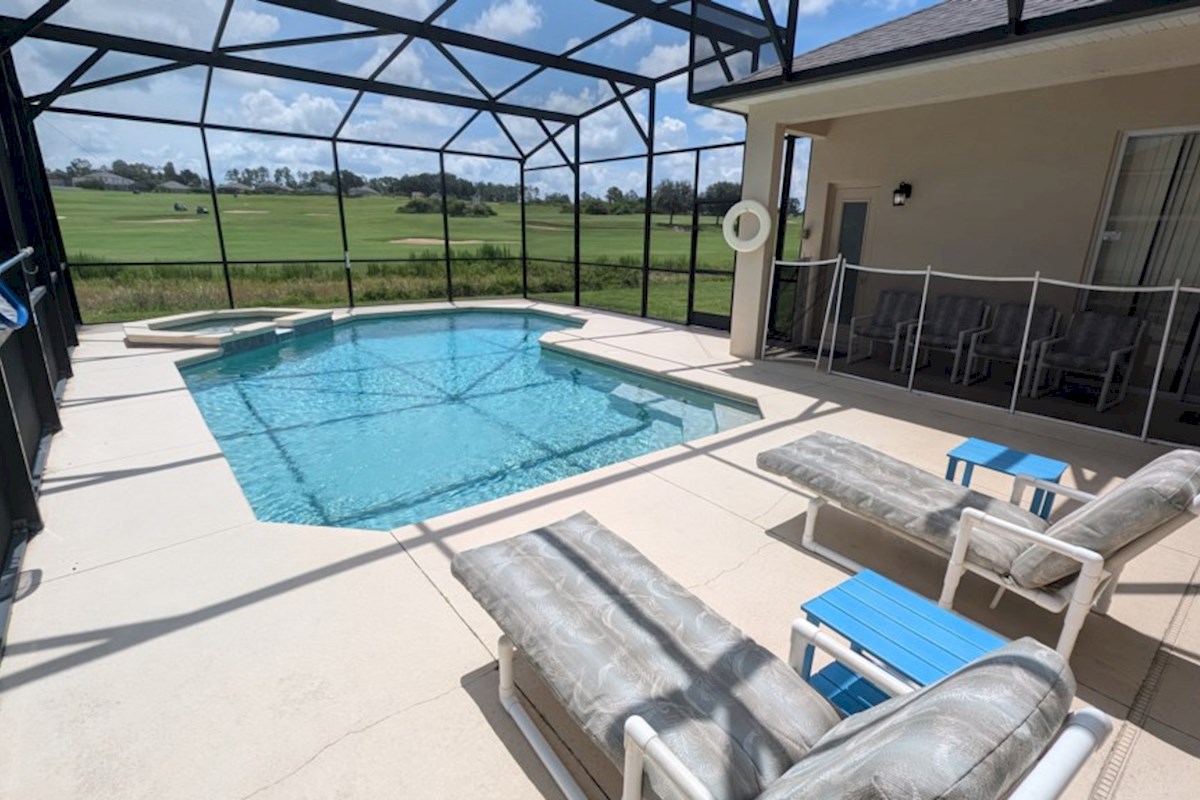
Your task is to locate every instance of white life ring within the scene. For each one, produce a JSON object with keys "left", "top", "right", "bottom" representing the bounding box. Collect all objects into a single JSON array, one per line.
[{"left": 722, "top": 199, "right": 772, "bottom": 253}]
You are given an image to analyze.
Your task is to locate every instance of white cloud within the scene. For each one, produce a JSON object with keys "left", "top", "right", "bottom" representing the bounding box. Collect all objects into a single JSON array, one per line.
[
  {"left": 237, "top": 90, "right": 343, "bottom": 136},
  {"left": 466, "top": 0, "right": 543, "bottom": 40},
  {"left": 563, "top": 36, "right": 583, "bottom": 52},
  {"left": 744, "top": 0, "right": 836, "bottom": 15},
  {"left": 610, "top": 19, "right": 652, "bottom": 48},
  {"left": 695, "top": 110, "right": 744, "bottom": 136},
  {"left": 637, "top": 43, "right": 689, "bottom": 78},
  {"left": 656, "top": 116, "right": 688, "bottom": 150},
  {"left": 223, "top": 10, "right": 281, "bottom": 46}
]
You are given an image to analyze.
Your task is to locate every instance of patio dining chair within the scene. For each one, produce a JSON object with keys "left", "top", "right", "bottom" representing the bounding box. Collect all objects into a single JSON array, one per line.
[
  {"left": 963, "top": 302, "right": 1060, "bottom": 391},
  {"left": 846, "top": 289, "right": 921, "bottom": 371},
  {"left": 1029, "top": 311, "right": 1145, "bottom": 411},
  {"left": 901, "top": 294, "right": 989, "bottom": 382}
]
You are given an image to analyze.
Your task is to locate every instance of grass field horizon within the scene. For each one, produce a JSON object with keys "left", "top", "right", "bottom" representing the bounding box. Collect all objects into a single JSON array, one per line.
[{"left": 54, "top": 188, "right": 739, "bottom": 324}]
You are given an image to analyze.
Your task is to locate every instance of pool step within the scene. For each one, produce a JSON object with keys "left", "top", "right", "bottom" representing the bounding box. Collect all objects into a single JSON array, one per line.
[{"left": 608, "top": 384, "right": 711, "bottom": 437}]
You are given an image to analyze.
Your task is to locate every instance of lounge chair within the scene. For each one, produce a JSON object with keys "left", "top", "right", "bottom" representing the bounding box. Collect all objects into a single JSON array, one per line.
[
  {"left": 846, "top": 289, "right": 921, "bottom": 371},
  {"left": 453, "top": 512, "right": 1110, "bottom": 800},
  {"left": 758, "top": 433, "right": 1200, "bottom": 659},
  {"left": 963, "top": 302, "right": 1060, "bottom": 391},
  {"left": 1029, "top": 311, "right": 1145, "bottom": 411},
  {"left": 901, "top": 294, "right": 989, "bottom": 382}
]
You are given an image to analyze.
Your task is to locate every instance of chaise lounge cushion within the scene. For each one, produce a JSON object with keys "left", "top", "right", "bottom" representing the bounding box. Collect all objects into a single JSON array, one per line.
[
  {"left": 1009, "top": 449, "right": 1200, "bottom": 589},
  {"left": 757, "top": 432, "right": 1046, "bottom": 574},
  {"left": 755, "top": 638, "right": 1074, "bottom": 800},
  {"left": 451, "top": 512, "right": 841, "bottom": 800}
]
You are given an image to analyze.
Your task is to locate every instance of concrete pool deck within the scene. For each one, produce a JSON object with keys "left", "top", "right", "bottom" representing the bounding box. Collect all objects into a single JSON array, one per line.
[{"left": 1, "top": 300, "right": 1198, "bottom": 798}]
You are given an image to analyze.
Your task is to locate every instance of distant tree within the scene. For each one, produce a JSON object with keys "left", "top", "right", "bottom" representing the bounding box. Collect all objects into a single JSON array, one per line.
[
  {"left": 701, "top": 181, "right": 741, "bottom": 223},
  {"left": 178, "top": 168, "right": 203, "bottom": 188},
  {"left": 605, "top": 186, "right": 625, "bottom": 205},
  {"left": 224, "top": 168, "right": 240, "bottom": 184},
  {"left": 338, "top": 169, "right": 365, "bottom": 192},
  {"left": 652, "top": 179, "right": 694, "bottom": 225},
  {"left": 273, "top": 166, "right": 294, "bottom": 188},
  {"left": 581, "top": 195, "right": 609, "bottom": 215},
  {"left": 787, "top": 197, "right": 802, "bottom": 217},
  {"left": 65, "top": 158, "right": 93, "bottom": 179}
]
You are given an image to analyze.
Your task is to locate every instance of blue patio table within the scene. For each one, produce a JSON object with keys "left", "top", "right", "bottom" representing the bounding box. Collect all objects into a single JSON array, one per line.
[
  {"left": 798, "top": 570, "right": 1006, "bottom": 715},
  {"left": 945, "top": 436, "right": 1069, "bottom": 520}
]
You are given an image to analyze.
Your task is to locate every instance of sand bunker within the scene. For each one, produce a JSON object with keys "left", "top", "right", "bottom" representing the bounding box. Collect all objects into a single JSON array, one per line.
[
  {"left": 391, "top": 237, "right": 485, "bottom": 245},
  {"left": 127, "top": 218, "right": 200, "bottom": 225},
  {"left": 526, "top": 224, "right": 568, "bottom": 231},
  {"left": 224, "top": 210, "right": 269, "bottom": 215},
  {"left": 304, "top": 213, "right": 333, "bottom": 217}
]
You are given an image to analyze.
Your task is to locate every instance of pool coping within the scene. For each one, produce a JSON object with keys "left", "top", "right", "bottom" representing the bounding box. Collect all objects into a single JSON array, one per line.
[{"left": 123, "top": 307, "right": 334, "bottom": 349}]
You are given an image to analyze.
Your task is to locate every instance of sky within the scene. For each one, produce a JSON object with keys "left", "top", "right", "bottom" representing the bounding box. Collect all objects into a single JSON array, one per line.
[{"left": 8, "top": 0, "right": 941, "bottom": 203}]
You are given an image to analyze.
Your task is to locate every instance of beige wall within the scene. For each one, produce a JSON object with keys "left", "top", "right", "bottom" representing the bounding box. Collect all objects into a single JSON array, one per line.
[{"left": 799, "top": 63, "right": 1200, "bottom": 282}]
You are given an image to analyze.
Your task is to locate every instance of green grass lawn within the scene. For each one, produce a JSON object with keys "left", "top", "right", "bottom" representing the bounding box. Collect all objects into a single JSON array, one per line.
[{"left": 52, "top": 189, "right": 736, "bottom": 322}]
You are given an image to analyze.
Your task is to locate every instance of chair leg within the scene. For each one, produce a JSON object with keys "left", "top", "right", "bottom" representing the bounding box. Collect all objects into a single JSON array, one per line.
[
  {"left": 1097, "top": 364, "right": 1116, "bottom": 412},
  {"left": 1093, "top": 567, "right": 1123, "bottom": 615},
  {"left": 951, "top": 345, "right": 964, "bottom": 384},
  {"left": 799, "top": 495, "right": 862, "bottom": 573},
  {"left": 1056, "top": 563, "right": 1104, "bottom": 660}
]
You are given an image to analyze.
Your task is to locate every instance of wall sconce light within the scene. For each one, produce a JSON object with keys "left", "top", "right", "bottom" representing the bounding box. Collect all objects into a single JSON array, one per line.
[{"left": 893, "top": 182, "right": 912, "bottom": 207}]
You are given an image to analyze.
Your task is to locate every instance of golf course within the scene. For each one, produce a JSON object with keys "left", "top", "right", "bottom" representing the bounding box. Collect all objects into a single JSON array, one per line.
[{"left": 53, "top": 189, "right": 740, "bottom": 323}]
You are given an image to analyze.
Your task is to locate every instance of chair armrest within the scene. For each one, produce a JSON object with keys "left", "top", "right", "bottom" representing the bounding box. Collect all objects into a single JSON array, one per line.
[
  {"left": 956, "top": 508, "right": 1104, "bottom": 566},
  {"left": 849, "top": 314, "right": 875, "bottom": 331},
  {"left": 624, "top": 716, "right": 716, "bottom": 800},
  {"left": 1107, "top": 343, "right": 1137, "bottom": 367},
  {"left": 956, "top": 323, "right": 991, "bottom": 348},
  {"left": 895, "top": 317, "right": 919, "bottom": 337},
  {"left": 1007, "top": 708, "right": 1112, "bottom": 800},
  {"left": 1011, "top": 475, "right": 1097, "bottom": 507},
  {"left": 1037, "top": 335, "right": 1068, "bottom": 356},
  {"left": 789, "top": 617, "right": 914, "bottom": 698},
  {"left": 939, "top": 508, "right": 1106, "bottom": 614}
]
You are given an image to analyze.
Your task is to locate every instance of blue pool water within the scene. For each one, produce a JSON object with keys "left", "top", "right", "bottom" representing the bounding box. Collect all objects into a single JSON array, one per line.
[{"left": 182, "top": 311, "right": 760, "bottom": 531}]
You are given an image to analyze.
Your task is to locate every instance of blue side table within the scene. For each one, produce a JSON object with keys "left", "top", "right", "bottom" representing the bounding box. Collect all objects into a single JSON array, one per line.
[
  {"left": 799, "top": 570, "right": 1005, "bottom": 714},
  {"left": 945, "top": 437, "right": 1068, "bottom": 520}
]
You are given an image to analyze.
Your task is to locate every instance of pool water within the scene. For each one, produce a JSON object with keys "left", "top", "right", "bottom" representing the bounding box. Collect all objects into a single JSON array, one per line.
[{"left": 182, "top": 311, "right": 760, "bottom": 530}]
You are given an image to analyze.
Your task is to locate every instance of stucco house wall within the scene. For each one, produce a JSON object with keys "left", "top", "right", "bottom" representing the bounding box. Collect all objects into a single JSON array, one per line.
[{"left": 798, "top": 62, "right": 1200, "bottom": 284}]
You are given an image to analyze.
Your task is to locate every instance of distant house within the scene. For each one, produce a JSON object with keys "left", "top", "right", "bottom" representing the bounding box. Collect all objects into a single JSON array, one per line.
[
  {"left": 255, "top": 181, "right": 290, "bottom": 194},
  {"left": 73, "top": 171, "right": 136, "bottom": 190},
  {"left": 46, "top": 175, "right": 69, "bottom": 188},
  {"left": 310, "top": 182, "right": 336, "bottom": 195},
  {"left": 348, "top": 186, "right": 379, "bottom": 198},
  {"left": 156, "top": 180, "right": 191, "bottom": 193},
  {"left": 217, "top": 182, "right": 252, "bottom": 195},
  {"left": 410, "top": 191, "right": 426, "bottom": 200}
]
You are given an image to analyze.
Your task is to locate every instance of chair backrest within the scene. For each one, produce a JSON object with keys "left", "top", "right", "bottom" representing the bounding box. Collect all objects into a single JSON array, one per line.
[
  {"left": 1059, "top": 311, "right": 1142, "bottom": 361},
  {"left": 755, "top": 638, "right": 1074, "bottom": 800},
  {"left": 923, "top": 294, "right": 987, "bottom": 338},
  {"left": 873, "top": 290, "right": 922, "bottom": 329},
  {"left": 1009, "top": 449, "right": 1200, "bottom": 590},
  {"left": 986, "top": 302, "right": 1059, "bottom": 347}
]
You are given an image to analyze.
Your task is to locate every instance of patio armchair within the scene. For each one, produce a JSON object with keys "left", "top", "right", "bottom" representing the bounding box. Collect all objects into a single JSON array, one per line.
[
  {"left": 963, "top": 302, "right": 1060, "bottom": 391},
  {"left": 847, "top": 289, "right": 921, "bottom": 371},
  {"left": 901, "top": 294, "right": 989, "bottom": 382},
  {"left": 758, "top": 433, "right": 1200, "bottom": 660},
  {"left": 453, "top": 512, "right": 1110, "bottom": 800},
  {"left": 1029, "top": 311, "right": 1145, "bottom": 411}
]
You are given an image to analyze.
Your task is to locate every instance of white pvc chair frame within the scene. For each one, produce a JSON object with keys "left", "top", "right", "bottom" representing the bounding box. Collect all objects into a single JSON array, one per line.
[
  {"left": 494, "top": 617, "right": 1111, "bottom": 800},
  {"left": 795, "top": 479, "right": 1200, "bottom": 660}
]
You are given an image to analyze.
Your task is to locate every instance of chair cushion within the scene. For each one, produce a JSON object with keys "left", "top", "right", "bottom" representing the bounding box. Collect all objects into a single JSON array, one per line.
[
  {"left": 974, "top": 341, "right": 1021, "bottom": 360},
  {"left": 1047, "top": 312, "right": 1140, "bottom": 372},
  {"left": 1009, "top": 449, "right": 1200, "bottom": 589},
  {"left": 923, "top": 295, "right": 987, "bottom": 339},
  {"left": 755, "top": 638, "right": 1075, "bottom": 800},
  {"left": 858, "top": 290, "right": 921, "bottom": 339},
  {"left": 917, "top": 332, "right": 959, "bottom": 350},
  {"left": 451, "top": 512, "right": 840, "bottom": 800},
  {"left": 757, "top": 432, "right": 1046, "bottom": 574},
  {"left": 979, "top": 303, "right": 1057, "bottom": 352}
]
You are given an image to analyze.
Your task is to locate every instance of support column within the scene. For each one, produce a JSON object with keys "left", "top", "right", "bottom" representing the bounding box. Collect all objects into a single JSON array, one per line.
[{"left": 729, "top": 111, "right": 785, "bottom": 359}]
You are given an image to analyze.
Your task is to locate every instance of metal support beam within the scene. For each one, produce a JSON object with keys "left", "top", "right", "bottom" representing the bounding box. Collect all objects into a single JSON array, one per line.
[
  {"left": 3, "top": 18, "right": 576, "bottom": 123},
  {"left": 331, "top": 141, "right": 354, "bottom": 308},
  {"left": 29, "top": 47, "right": 105, "bottom": 118},
  {"left": 28, "top": 61, "right": 190, "bottom": 104},
  {"left": 0, "top": 0, "right": 69, "bottom": 55},
  {"left": 594, "top": 0, "right": 768, "bottom": 50},
  {"left": 573, "top": 122, "right": 581, "bottom": 307},
  {"left": 520, "top": 162, "right": 528, "bottom": 298},
  {"left": 641, "top": 88, "right": 655, "bottom": 317},
  {"left": 221, "top": 28, "right": 388, "bottom": 54},
  {"left": 260, "top": 0, "right": 654, "bottom": 89},
  {"left": 439, "top": 152, "right": 453, "bottom": 302}
]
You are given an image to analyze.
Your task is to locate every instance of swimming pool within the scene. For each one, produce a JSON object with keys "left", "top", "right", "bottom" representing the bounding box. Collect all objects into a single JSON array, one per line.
[{"left": 182, "top": 311, "right": 760, "bottom": 530}]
